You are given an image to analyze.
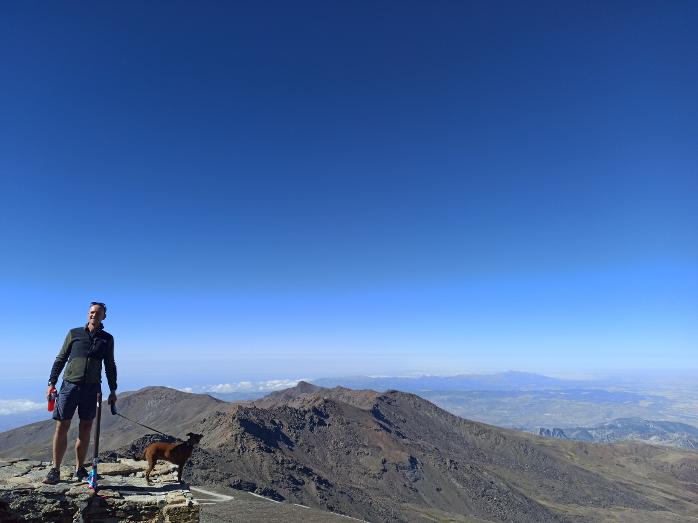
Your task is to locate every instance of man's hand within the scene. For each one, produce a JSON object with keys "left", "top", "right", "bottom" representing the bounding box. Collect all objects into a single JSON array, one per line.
[
  {"left": 108, "top": 391, "right": 117, "bottom": 405},
  {"left": 46, "top": 385, "right": 55, "bottom": 401}
]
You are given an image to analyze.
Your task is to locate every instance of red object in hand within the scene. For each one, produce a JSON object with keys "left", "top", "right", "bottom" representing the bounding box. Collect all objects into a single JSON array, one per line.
[{"left": 47, "top": 387, "right": 57, "bottom": 412}]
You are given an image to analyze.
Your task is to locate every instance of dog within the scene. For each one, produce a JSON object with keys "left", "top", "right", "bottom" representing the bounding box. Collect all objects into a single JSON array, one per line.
[{"left": 141, "top": 432, "right": 203, "bottom": 483}]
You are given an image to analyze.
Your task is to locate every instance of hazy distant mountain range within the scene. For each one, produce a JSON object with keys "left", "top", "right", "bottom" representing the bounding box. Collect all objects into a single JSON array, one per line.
[
  {"left": 312, "top": 371, "right": 602, "bottom": 391},
  {"left": 2, "top": 383, "right": 698, "bottom": 521},
  {"left": 539, "top": 417, "right": 698, "bottom": 450},
  {"left": 203, "top": 372, "right": 698, "bottom": 432}
]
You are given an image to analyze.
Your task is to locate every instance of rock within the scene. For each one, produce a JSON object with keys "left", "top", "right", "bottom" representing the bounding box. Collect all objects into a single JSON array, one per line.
[
  {"left": 95, "top": 488, "right": 121, "bottom": 499},
  {"left": 94, "top": 461, "right": 142, "bottom": 476},
  {"left": 0, "top": 459, "right": 199, "bottom": 522},
  {"left": 35, "top": 483, "right": 71, "bottom": 495},
  {"left": 163, "top": 500, "right": 200, "bottom": 523}
]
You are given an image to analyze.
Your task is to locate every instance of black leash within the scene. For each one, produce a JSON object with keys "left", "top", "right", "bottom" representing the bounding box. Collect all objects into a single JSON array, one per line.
[{"left": 110, "top": 403, "right": 179, "bottom": 440}]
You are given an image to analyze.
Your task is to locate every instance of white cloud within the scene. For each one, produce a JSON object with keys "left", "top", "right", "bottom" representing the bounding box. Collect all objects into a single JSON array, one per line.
[
  {"left": 203, "top": 382, "right": 250, "bottom": 393},
  {"left": 257, "top": 379, "right": 307, "bottom": 391},
  {"left": 197, "top": 379, "right": 309, "bottom": 394},
  {"left": 0, "top": 399, "right": 45, "bottom": 416}
]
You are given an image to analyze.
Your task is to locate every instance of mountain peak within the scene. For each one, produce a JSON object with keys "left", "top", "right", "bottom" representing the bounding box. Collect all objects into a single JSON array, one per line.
[{"left": 294, "top": 380, "right": 320, "bottom": 393}]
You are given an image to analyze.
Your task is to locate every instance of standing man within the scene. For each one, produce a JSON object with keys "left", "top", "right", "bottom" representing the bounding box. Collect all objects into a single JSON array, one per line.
[{"left": 43, "top": 302, "right": 117, "bottom": 484}]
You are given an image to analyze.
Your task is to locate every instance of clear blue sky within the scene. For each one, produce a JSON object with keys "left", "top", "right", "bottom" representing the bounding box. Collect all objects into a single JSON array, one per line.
[{"left": 1, "top": 1, "right": 696, "bottom": 399}]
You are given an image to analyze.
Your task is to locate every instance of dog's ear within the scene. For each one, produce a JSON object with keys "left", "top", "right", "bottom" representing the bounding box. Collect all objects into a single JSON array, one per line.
[{"left": 186, "top": 432, "right": 194, "bottom": 437}]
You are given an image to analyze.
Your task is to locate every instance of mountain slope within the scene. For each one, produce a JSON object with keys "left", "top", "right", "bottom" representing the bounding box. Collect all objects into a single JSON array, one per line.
[{"left": 0, "top": 386, "right": 226, "bottom": 460}]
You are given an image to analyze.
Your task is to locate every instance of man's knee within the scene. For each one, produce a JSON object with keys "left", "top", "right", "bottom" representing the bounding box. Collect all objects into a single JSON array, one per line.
[
  {"left": 78, "top": 420, "right": 93, "bottom": 435},
  {"left": 55, "top": 420, "right": 71, "bottom": 434}
]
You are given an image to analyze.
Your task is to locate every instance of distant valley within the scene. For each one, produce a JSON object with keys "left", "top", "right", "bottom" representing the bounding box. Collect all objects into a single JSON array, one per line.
[{"left": 539, "top": 417, "right": 698, "bottom": 450}]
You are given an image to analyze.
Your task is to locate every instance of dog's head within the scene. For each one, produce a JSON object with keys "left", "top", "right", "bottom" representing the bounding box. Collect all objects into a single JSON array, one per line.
[{"left": 185, "top": 432, "right": 204, "bottom": 446}]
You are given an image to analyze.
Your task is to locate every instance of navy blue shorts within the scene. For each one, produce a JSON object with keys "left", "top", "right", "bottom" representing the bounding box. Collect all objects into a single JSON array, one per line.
[{"left": 52, "top": 381, "right": 101, "bottom": 421}]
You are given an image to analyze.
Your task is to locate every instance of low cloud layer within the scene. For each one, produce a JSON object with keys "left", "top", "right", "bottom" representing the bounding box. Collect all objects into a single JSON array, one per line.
[
  {"left": 0, "top": 399, "right": 44, "bottom": 416},
  {"left": 178, "top": 379, "right": 309, "bottom": 395}
]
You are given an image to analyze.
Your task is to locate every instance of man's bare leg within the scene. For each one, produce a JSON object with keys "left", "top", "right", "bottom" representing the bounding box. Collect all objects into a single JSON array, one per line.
[
  {"left": 52, "top": 420, "right": 71, "bottom": 468},
  {"left": 75, "top": 419, "right": 93, "bottom": 470}
]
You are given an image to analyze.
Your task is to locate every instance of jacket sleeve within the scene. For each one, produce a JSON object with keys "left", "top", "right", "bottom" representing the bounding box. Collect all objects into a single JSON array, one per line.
[
  {"left": 49, "top": 331, "right": 73, "bottom": 386},
  {"left": 104, "top": 335, "right": 117, "bottom": 392}
]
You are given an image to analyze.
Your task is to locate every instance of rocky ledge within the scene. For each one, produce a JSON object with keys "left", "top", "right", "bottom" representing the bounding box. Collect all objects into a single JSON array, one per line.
[{"left": 0, "top": 458, "right": 199, "bottom": 522}]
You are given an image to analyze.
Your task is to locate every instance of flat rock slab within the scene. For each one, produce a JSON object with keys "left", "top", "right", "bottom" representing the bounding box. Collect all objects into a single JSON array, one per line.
[
  {"left": 97, "top": 461, "right": 144, "bottom": 476},
  {"left": 35, "top": 483, "right": 73, "bottom": 495},
  {"left": 98, "top": 458, "right": 176, "bottom": 476}
]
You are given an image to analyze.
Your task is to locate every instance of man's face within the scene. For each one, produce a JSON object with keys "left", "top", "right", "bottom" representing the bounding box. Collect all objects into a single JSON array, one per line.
[{"left": 87, "top": 305, "right": 106, "bottom": 325}]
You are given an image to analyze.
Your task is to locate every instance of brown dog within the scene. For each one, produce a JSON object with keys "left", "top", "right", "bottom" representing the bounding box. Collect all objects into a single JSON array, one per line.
[{"left": 142, "top": 432, "right": 203, "bottom": 483}]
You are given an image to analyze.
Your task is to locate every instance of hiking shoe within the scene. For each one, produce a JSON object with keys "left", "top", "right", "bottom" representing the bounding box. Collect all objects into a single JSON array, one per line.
[
  {"left": 42, "top": 467, "right": 60, "bottom": 485},
  {"left": 74, "top": 466, "right": 89, "bottom": 481}
]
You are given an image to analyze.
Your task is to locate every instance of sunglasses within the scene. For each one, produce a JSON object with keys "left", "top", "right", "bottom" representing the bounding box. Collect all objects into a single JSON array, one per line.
[{"left": 90, "top": 302, "right": 107, "bottom": 313}]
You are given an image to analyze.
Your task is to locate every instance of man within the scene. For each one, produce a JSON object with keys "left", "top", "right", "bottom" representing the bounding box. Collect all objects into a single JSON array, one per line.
[{"left": 43, "top": 302, "right": 117, "bottom": 484}]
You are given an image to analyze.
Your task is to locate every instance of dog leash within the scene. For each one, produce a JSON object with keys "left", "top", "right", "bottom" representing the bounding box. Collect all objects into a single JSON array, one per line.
[{"left": 111, "top": 404, "right": 180, "bottom": 440}]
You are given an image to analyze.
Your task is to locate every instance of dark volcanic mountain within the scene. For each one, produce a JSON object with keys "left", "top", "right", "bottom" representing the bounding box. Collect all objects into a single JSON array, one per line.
[
  {"left": 3, "top": 383, "right": 698, "bottom": 522},
  {"left": 184, "top": 384, "right": 698, "bottom": 522}
]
